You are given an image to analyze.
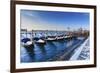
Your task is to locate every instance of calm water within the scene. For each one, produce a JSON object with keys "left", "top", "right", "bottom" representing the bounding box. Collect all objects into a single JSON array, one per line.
[{"left": 21, "top": 38, "right": 85, "bottom": 63}]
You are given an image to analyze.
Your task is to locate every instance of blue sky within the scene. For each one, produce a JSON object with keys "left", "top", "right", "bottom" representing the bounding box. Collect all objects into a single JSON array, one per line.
[{"left": 21, "top": 10, "right": 89, "bottom": 31}]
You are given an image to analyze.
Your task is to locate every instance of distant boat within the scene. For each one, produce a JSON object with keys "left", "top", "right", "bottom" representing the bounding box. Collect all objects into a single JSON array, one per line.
[
  {"left": 21, "top": 38, "right": 34, "bottom": 48},
  {"left": 56, "top": 36, "right": 64, "bottom": 40},
  {"left": 46, "top": 35, "right": 71, "bottom": 41},
  {"left": 56, "top": 35, "right": 65, "bottom": 40},
  {"left": 64, "top": 35, "right": 72, "bottom": 39},
  {"left": 46, "top": 36, "right": 57, "bottom": 41}
]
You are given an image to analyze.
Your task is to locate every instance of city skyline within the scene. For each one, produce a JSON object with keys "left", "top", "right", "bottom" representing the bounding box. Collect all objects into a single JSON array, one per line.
[{"left": 21, "top": 10, "right": 90, "bottom": 31}]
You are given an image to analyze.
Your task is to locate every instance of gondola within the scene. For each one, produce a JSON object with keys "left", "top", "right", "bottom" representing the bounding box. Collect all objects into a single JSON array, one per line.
[
  {"left": 21, "top": 38, "right": 34, "bottom": 48},
  {"left": 35, "top": 39, "right": 46, "bottom": 45}
]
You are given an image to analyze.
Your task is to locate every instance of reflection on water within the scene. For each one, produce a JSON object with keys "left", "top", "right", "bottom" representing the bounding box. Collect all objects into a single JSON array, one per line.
[{"left": 21, "top": 38, "right": 85, "bottom": 62}]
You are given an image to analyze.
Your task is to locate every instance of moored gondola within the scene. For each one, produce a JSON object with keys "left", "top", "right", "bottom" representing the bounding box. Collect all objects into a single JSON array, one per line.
[
  {"left": 35, "top": 39, "right": 46, "bottom": 45},
  {"left": 21, "top": 38, "right": 34, "bottom": 48}
]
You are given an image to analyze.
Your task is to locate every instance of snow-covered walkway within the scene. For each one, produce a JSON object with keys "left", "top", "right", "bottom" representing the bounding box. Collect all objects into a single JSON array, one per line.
[{"left": 70, "top": 37, "right": 90, "bottom": 60}]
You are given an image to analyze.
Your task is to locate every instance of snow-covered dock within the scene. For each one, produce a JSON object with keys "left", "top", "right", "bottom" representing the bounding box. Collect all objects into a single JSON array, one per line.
[{"left": 70, "top": 37, "right": 90, "bottom": 60}]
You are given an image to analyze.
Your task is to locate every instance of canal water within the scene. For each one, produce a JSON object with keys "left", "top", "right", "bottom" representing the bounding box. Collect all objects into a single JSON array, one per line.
[{"left": 21, "top": 37, "right": 85, "bottom": 63}]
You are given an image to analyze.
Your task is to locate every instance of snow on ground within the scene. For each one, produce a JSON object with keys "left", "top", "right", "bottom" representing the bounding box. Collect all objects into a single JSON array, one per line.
[{"left": 70, "top": 37, "right": 90, "bottom": 60}]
